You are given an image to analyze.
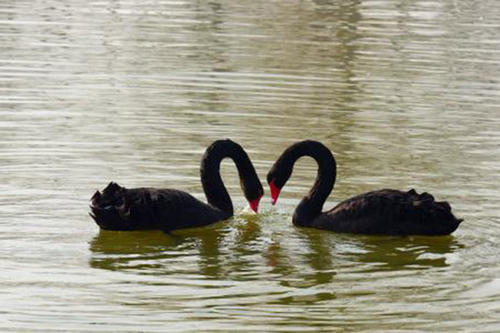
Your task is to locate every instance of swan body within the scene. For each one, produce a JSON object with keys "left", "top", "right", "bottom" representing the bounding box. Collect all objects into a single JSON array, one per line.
[
  {"left": 90, "top": 139, "right": 263, "bottom": 231},
  {"left": 267, "top": 140, "right": 462, "bottom": 236}
]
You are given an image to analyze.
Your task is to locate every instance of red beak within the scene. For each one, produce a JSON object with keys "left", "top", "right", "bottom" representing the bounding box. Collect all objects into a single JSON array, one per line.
[
  {"left": 249, "top": 197, "right": 261, "bottom": 213},
  {"left": 269, "top": 180, "right": 281, "bottom": 205}
]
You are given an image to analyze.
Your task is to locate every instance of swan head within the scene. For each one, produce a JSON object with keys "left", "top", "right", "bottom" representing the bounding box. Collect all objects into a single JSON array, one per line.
[
  {"left": 267, "top": 163, "right": 292, "bottom": 205},
  {"left": 242, "top": 173, "right": 264, "bottom": 213},
  {"left": 269, "top": 180, "right": 281, "bottom": 205}
]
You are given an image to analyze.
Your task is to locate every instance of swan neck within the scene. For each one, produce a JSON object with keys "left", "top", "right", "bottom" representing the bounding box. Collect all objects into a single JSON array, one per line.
[
  {"left": 291, "top": 142, "right": 336, "bottom": 225},
  {"left": 200, "top": 140, "right": 255, "bottom": 215}
]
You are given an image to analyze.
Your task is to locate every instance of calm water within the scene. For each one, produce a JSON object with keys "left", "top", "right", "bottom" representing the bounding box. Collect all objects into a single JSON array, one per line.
[{"left": 1, "top": 0, "right": 499, "bottom": 331}]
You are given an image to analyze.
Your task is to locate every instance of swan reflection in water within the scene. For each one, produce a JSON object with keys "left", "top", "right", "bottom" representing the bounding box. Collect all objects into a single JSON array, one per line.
[
  {"left": 89, "top": 214, "right": 463, "bottom": 283},
  {"left": 89, "top": 214, "right": 264, "bottom": 279},
  {"left": 347, "top": 234, "right": 464, "bottom": 272}
]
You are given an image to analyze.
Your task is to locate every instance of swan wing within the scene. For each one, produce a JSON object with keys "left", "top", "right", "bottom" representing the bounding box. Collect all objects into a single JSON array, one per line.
[
  {"left": 318, "top": 189, "right": 461, "bottom": 235},
  {"left": 90, "top": 182, "right": 228, "bottom": 231}
]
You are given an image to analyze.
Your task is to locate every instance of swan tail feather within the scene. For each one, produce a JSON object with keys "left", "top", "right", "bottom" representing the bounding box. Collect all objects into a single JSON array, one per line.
[
  {"left": 89, "top": 182, "right": 162, "bottom": 230},
  {"left": 89, "top": 204, "right": 128, "bottom": 230},
  {"left": 407, "top": 189, "right": 462, "bottom": 234},
  {"left": 89, "top": 182, "right": 134, "bottom": 230}
]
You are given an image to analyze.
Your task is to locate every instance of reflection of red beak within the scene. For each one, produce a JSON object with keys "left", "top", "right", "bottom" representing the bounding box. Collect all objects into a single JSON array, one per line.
[
  {"left": 269, "top": 180, "right": 281, "bottom": 205},
  {"left": 249, "top": 197, "right": 261, "bottom": 213}
]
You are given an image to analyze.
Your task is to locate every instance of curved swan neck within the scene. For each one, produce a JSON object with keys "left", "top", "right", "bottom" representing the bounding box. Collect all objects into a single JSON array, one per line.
[
  {"left": 286, "top": 141, "right": 337, "bottom": 225},
  {"left": 200, "top": 140, "right": 257, "bottom": 215}
]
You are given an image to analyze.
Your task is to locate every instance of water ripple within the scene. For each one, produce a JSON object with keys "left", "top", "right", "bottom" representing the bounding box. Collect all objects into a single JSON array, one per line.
[{"left": 1, "top": 0, "right": 499, "bottom": 331}]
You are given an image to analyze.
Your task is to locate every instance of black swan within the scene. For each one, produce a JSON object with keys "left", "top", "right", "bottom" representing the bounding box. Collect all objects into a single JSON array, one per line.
[
  {"left": 267, "top": 140, "right": 462, "bottom": 236},
  {"left": 90, "top": 139, "right": 264, "bottom": 231}
]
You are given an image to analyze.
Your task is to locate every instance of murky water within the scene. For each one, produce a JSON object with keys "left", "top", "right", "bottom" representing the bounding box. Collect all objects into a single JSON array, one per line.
[{"left": 1, "top": 0, "right": 499, "bottom": 331}]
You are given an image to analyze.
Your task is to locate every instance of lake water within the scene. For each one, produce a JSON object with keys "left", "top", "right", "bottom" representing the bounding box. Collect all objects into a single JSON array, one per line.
[{"left": 1, "top": 0, "right": 499, "bottom": 331}]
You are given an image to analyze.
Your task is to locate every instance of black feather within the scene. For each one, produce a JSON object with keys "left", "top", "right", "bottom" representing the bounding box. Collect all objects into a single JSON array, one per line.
[{"left": 89, "top": 140, "right": 263, "bottom": 231}]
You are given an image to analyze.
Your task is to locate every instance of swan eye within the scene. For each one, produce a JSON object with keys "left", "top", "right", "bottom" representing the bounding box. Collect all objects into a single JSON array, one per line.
[{"left": 266, "top": 171, "right": 277, "bottom": 185}]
